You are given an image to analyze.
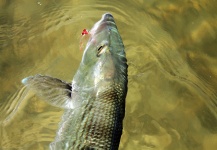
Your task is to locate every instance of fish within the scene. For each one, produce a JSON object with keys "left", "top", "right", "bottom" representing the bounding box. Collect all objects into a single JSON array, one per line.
[{"left": 22, "top": 13, "right": 128, "bottom": 150}]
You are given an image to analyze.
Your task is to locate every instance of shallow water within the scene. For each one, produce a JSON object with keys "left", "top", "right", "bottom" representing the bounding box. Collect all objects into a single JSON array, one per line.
[{"left": 1, "top": 0, "right": 217, "bottom": 150}]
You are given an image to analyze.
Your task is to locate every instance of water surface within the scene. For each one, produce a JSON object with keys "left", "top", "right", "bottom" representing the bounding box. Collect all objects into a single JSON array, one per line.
[{"left": 1, "top": 0, "right": 217, "bottom": 150}]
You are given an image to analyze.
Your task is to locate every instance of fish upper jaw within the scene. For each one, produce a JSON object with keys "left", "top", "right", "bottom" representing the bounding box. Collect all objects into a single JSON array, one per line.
[
  {"left": 86, "top": 13, "right": 118, "bottom": 50},
  {"left": 89, "top": 13, "right": 115, "bottom": 36}
]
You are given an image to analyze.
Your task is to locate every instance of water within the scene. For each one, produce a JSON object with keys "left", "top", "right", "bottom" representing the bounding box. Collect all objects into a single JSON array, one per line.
[{"left": 1, "top": 0, "right": 217, "bottom": 149}]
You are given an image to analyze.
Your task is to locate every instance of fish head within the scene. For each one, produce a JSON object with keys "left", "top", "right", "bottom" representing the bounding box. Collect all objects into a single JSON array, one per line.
[{"left": 74, "top": 13, "right": 127, "bottom": 90}]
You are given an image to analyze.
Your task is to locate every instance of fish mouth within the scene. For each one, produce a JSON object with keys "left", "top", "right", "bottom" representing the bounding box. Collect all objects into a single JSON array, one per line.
[
  {"left": 101, "top": 13, "right": 115, "bottom": 22},
  {"left": 89, "top": 13, "right": 116, "bottom": 36}
]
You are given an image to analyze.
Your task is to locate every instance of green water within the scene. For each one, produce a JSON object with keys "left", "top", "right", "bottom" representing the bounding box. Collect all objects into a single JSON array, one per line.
[{"left": 1, "top": 0, "right": 217, "bottom": 149}]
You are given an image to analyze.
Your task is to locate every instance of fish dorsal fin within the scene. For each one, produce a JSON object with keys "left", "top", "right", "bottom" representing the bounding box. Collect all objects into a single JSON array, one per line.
[{"left": 22, "top": 74, "right": 75, "bottom": 109}]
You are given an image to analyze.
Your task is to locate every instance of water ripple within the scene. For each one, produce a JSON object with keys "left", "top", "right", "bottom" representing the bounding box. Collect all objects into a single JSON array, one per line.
[{"left": 0, "top": 86, "right": 29, "bottom": 126}]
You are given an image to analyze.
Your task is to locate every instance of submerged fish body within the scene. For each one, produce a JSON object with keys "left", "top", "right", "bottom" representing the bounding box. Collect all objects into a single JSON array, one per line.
[{"left": 22, "top": 13, "right": 128, "bottom": 150}]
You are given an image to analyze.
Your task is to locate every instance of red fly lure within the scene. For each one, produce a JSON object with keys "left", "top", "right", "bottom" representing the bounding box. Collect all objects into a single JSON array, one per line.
[
  {"left": 81, "top": 29, "right": 89, "bottom": 35},
  {"left": 79, "top": 29, "right": 90, "bottom": 51}
]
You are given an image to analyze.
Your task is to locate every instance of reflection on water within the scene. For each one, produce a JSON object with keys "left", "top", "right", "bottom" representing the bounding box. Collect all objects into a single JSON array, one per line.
[{"left": 1, "top": 0, "right": 217, "bottom": 149}]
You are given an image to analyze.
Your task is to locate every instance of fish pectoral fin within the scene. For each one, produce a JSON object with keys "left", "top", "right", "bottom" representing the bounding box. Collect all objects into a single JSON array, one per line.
[{"left": 22, "top": 74, "right": 74, "bottom": 109}]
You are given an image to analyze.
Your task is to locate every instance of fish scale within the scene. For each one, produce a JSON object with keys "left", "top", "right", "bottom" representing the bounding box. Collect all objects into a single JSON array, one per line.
[{"left": 66, "top": 86, "right": 124, "bottom": 150}]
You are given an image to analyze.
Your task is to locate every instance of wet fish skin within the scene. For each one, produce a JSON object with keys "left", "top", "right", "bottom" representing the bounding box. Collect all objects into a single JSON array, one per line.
[{"left": 22, "top": 13, "right": 128, "bottom": 150}]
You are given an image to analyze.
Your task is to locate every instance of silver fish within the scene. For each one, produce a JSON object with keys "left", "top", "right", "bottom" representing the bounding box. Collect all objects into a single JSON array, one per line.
[{"left": 22, "top": 13, "right": 128, "bottom": 150}]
